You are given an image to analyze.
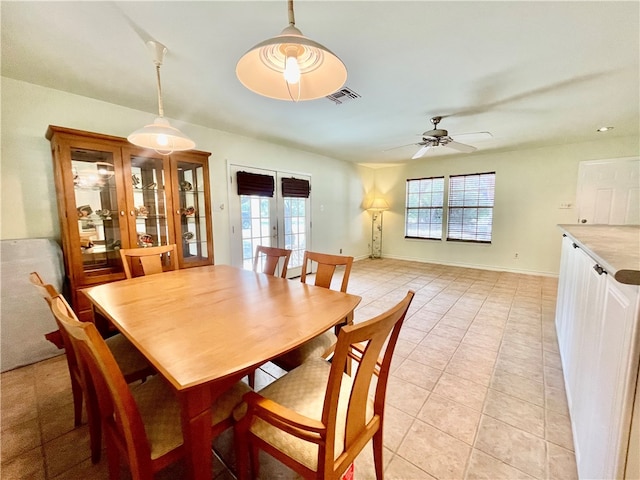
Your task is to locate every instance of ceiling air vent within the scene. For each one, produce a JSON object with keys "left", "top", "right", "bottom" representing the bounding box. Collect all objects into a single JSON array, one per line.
[{"left": 326, "top": 87, "right": 361, "bottom": 105}]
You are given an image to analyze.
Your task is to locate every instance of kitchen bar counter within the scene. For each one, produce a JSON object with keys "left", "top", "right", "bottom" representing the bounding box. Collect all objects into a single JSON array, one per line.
[{"left": 558, "top": 224, "right": 640, "bottom": 285}]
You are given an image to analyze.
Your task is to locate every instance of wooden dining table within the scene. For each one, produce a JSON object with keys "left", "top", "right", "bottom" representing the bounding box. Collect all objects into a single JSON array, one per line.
[{"left": 82, "top": 264, "right": 361, "bottom": 480}]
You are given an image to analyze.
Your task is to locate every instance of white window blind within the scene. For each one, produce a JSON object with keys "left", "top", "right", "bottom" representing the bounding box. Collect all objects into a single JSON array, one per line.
[
  {"left": 447, "top": 172, "right": 495, "bottom": 243},
  {"left": 405, "top": 177, "right": 445, "bottom": 240}
]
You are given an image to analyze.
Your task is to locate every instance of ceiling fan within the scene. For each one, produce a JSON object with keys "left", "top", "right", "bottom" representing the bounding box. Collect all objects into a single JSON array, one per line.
[{"left": 404, "top": 116, "right": 490, "bottom": 159}]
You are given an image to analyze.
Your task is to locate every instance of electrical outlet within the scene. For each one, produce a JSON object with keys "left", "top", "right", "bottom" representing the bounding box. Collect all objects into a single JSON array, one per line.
[
  {"left": 514, "top": 253, "right": 519, "bottom": 259},
  {"left": 339, "top": 248, "right": 342, "bottom": 254}
]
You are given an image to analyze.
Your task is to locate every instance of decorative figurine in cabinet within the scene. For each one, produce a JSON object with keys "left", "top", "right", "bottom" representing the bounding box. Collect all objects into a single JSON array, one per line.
[{"left": 47, "top": 126, "right": 214, "bottom": 322}]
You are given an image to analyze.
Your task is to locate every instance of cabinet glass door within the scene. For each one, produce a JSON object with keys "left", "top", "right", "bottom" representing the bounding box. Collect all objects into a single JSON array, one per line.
[
  {"left": 175, "top": 158, "right": 210, "bottom": 264},
  {"left": 124, "top": 151, "right": 172, "bottom": 249},
  {"left": 70, "top": 147, "right": 127, "bottom": 276}
]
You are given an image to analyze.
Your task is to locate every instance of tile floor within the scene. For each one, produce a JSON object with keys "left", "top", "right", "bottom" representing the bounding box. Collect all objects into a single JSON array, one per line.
[{"left": 1, "top": 258, "right": 578, "bottom": 479}]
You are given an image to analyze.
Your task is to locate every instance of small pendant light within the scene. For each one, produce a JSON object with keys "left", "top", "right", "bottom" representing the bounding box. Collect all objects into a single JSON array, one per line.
[{"left": 128, "top": 41, "right": 195, "bottom": 154}]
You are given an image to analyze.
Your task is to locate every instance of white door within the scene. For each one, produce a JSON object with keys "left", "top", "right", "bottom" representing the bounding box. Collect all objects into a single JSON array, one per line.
[
  {"left": 229, "top": 165, "right": 310, "bottom": 277},
  {"left": 576, "top": 157, "right": 640, "bottom": 224}
]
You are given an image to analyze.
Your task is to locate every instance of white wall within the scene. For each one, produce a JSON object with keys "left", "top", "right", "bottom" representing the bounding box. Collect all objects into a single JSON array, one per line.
[
  {"left": 373, "top": 137, "right": 640, "bottom": 275},
  {"left": 0, "top": 77, "right": 371, "bottom": 264},
  {"left": 2, "top": 76, "right": 637, "bottom": 277}
]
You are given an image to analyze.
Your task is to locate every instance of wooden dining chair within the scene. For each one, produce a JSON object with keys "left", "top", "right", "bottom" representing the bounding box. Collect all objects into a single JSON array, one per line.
[
  {"left": 29, "top": 272, "right": 154, "bottom": 463},
  {"left": 234, "top": 290, "right": 415, "bottom": 480},
  {"left": 252, "top": 245, "right": 292, "bottom": 278},
  {"left": 49, "top": 293, "right": 252, "bottom": 480},
  {"left": 119, "top": 244, "right": 178, "bottom": 279},
  {"left": 271, "top": 251, "right": 354, "bottom": 372}
]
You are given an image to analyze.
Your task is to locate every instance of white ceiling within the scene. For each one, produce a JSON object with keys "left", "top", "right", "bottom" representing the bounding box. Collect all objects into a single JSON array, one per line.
[{"left": 2, "top": 1, "right": 638, "bottom": 166}]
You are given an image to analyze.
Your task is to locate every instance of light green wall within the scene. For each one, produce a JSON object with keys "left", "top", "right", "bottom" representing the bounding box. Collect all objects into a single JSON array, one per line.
[
  {"left": 373, "top": 137, "right": 640, "bottom": 275},
  {"left": 0, "top": 77, "right": 371, "bottom": 264}
]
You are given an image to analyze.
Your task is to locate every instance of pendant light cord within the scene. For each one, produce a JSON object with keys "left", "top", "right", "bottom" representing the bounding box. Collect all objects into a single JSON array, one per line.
[
  {"left": 155, "top": 63, "right": 164, "bottom": 118},
  {"left": 287, "top": 0, "right": 295, "bottom": 26}
]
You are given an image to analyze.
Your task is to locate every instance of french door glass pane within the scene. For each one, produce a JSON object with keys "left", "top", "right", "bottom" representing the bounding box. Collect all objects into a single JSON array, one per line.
[
  {"left": 284, "top": 197, "right": 306, "bottom": 269},
  {"left": 241, "top": 195, "right": 272, "bottom": 270}
]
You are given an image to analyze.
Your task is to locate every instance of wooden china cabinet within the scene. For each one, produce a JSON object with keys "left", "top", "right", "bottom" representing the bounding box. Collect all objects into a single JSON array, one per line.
[{"left": 47, "top": 126, "right": 214, "bottom": 322}]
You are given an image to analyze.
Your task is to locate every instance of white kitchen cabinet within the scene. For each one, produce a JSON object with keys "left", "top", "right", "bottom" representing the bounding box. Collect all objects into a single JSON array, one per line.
[{"left": 555, "top": 227, "right": 640, "bottom": 480}]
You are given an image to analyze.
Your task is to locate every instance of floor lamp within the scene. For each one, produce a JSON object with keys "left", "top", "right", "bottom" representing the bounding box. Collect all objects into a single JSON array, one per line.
[{"left": 368, "top": 198, "right": 389, "bottom": 259}]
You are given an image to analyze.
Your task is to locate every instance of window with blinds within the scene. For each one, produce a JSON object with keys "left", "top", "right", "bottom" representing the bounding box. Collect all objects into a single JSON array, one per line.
[
  {"left": 405, "top": 176, "right": 445, "bottom": 239},
  {"left": 447, "top": 172, "right": 496, "bottom": 243}
]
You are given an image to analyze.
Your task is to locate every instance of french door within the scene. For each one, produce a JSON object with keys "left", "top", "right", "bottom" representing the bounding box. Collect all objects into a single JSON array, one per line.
[{"left": 229, "top": 165, "right": 311, "bottom": 277}]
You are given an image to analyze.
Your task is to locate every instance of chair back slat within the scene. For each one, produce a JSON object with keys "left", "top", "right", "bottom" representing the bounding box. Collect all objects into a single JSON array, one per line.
[
  {"left": 322, "top": 290, "right": 414, "bottom": 474},
  {"left": 300, "top": 251, "right": 354, "bottom": 293},
  {"left": 253, "top": 245, "right": 292, "bottom": 278},
  {"left": 119, "top": 244, "right": 178, "bottom": 279}
]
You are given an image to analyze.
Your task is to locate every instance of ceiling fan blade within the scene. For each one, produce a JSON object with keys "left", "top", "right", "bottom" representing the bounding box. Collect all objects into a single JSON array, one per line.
[
  {"left": 446, "top": 141, "right": 477, "bottom": 153},
  {"left": 412, "top": 145, "right": 431, "bottom": 159},
  {"left": 454, "top": 131, "right": 493, "bottom": 142},
  {"left": 383, "top": 142, "right": 420, "bottom": 152}
]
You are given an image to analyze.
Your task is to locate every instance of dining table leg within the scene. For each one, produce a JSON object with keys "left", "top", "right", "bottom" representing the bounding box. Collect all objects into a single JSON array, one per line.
[{"left": 179, "top": 386, "right": 213, "bottom": 480}]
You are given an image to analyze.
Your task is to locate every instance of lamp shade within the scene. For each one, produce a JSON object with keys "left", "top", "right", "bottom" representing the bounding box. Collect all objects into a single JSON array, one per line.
[
  {"left": 368, "top": 198, "right": 390, "bottom": 211},
  {"left": 236, "top": 24, "right": 347, "bottom": 101},
  {"left": 127, "top": 117, "right": 195, "bottom": 155}
]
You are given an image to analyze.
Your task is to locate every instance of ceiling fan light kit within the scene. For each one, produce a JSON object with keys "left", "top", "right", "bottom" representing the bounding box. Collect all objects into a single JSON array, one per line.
[
  {"left": 236, "top": 0, "right": 347, "bottom": 101},
  {"left": 127, "top": 40, "right": 196, "bottom": 155}
]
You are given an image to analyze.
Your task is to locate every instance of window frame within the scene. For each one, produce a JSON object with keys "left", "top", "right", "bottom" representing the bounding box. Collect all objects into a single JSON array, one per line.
[
  {"left": 446, "top": 171, "right": 496, "bottom": 244},
  {"left": 404, "top": 176, "right": 445, "bottom": 240}
]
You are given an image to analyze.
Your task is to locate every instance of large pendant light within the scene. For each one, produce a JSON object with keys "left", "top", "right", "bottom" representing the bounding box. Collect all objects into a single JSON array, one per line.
[
  {"left": 128, "top": 41, "right": 195, "bottom": 154},
  {"left": 236, "top": 0, "right": 347, "bottom": 101}
]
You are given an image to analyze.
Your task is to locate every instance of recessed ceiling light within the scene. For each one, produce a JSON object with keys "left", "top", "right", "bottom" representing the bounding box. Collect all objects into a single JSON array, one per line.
[{"left": 597, "top": 126, "right": 614, "bottom": 132}]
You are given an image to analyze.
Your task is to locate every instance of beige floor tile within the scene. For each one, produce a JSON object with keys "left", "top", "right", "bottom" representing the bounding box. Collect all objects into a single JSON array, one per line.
[
  {"left": 39, "top": 401, "right": 78, "bottom": 444},
  {"left": 386, "top": 375, "right": 430, "bottom": 415},
  {"left": 483, "top": 389, "right": 545, "bottom": 438},
  {"left": 419, "top": 332, "right": 461, "bottom": 355},
  {"left": 495, "top": 356, "right": 544, "bottom": 384},
  {"left": 499, "top": 341, "right": 542, "bottom": 364},
  {"left": 385, "top": 454, "right": 436, "bottom": 480},
  {"left": 475, "top": 415, "right": 546, "bottom": 479},
  {"left": 545, "top": 409, "right": 574, "bottom": 451},
  {"left": 407, "top": 344, "right": 453, "bottom": 370},
  {"left": 465, "top": 449, "right": 535, "bottom": 479},
  {"left": 545, "top": 385, "right": 570, "bottom": 416},
  {"left": 1, "top": 383, "right": 38, "bottom": 429},
  {"left": 398, "top": 325, "right": 429, "bottom": 344},
  {"left": 433, "top": 372, "right": 488, "bottom": 411},
  {"left": 393, "top": 358, "right": 442, "bottom": 391},
  {"left": 417, "top": 393, "right": 481, "bottom": 445},
  {"left": 544, "top": 365, "right": 566, "bottom": 391},
  {"left": 462, "top": 331, "right": 502, "bottom": 351},
  {"left": 42, "top": 425, "right": 91, "bottom": 478},
  {"left": 397, "top": 420, "right": 471, "bottom": 479},
  {"left": 394, "top": 338, "right": 418, "bottom": 358},
  {"left": 1, "top": 418, "right": 42, "bottom": 462},
  {"left": 383, "top": 404, "right": 415, "bottom": 451},
  {"left": 490, "top": 369, "right": 544, "bottom": 407},
  {"left": 430, "top": 323, "right": 467, "bottom": 342},
  {"left": 49, "top": 456, "right": 110, "bottom": 480},
  {"left": 547, "top": 442, "right": 578, "bottom": 480},
  {"left": 0, "top": 446, "right": 46, "bottom": 480},
  {"left": 445, "top": 358, "right": 494, "bottom": 387}
]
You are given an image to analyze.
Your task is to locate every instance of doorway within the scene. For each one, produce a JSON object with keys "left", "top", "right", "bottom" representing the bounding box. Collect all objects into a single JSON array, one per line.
[{"left": 229, "top": 165, "right": 311, "bottom": 277}]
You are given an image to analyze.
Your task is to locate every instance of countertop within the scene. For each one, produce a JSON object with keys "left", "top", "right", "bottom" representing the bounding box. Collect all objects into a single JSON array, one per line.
[{"left": 559, "top": 224, "right": 640, "bottom": 285}]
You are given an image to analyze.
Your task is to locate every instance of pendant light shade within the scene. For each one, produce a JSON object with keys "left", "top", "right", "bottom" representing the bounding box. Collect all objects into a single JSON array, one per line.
[
  {"left": 128, "top": 41, "right": 195, "bottom": 154},
  {"left": 236, "top": 0, "right": 347, "bottom": 101}
]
